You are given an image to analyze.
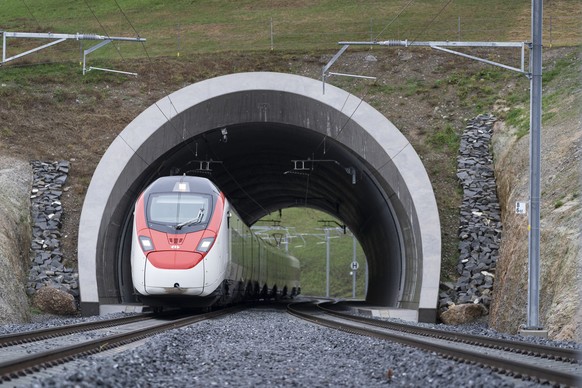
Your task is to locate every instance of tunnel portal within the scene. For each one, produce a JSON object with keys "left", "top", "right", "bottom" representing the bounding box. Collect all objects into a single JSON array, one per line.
[{"left": 78, "top": 72, "right": 441, "bottom": 322}]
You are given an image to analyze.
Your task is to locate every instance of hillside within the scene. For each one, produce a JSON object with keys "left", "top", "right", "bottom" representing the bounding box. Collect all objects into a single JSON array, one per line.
[
  {"left": 0, "top": 1, "right": 580, "bottom": 338},
  {"left": 490, "top": 48, "right": 581, "bottom": 340},
  {"left": 0, "top": 48, "right": 528, "bottom": 286}
]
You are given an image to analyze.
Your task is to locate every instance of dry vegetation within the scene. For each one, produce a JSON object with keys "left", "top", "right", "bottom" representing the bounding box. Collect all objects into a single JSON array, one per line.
[{"left": 490, "top": 48, "right": 581, "bottom": 340}]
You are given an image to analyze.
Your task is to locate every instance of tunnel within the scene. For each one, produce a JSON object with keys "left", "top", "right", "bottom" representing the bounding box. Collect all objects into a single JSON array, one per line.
[{"left": 78, "top": 72, "right": 441, "bottom": 322}]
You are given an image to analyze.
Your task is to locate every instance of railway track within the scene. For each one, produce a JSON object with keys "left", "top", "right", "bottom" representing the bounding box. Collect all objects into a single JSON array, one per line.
[
  {"left": 288, "top": 301, "right": 581, "bottom": 386},
  {"left": 0, "top": 307, "right": 240, "bottom": 383}
]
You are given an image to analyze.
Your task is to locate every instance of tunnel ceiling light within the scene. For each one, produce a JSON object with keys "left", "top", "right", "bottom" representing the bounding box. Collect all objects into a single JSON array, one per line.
[{"left": 220, "top": 128, "right": 228, "bottom": 143}]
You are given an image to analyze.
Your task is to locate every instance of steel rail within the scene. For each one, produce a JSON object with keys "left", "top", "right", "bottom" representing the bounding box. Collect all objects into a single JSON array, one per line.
[
  {"left": 318, "top": 302, "right": 579, "bottom": 362},
  {"left": 287, "top": 302, "right": 580, "bottom": 386},
  {"left": 0, "top": 307, "right": 240, "bottom": 382},
  {"left": 0, "top": 313, "right": 152, "bottom": 348}
]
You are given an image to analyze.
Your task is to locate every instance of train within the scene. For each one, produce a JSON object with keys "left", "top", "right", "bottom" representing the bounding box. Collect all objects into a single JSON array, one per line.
[{"left": 131, "top": 175, "right": 300, "bottom": 310}]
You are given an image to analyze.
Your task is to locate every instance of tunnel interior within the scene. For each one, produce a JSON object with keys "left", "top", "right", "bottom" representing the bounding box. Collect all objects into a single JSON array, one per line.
[{"left": 114, "top": 123, "right": 403, "bottom": 306}]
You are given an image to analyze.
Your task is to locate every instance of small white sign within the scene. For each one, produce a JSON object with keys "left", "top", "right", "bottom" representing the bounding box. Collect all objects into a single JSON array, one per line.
[
  {"left": 351, "top": 261, "right": 359, "bottom": 271},
  {"left": 516, "top": 201, "right": 527, "bottom": 214}
]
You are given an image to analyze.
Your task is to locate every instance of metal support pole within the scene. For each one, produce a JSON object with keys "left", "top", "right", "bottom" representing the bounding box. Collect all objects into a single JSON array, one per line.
[
  {"left": 527, "top": 0, "right": 543, "bottom": 330},
  {"left": 176, "top": 24, "right": 181, "bottom": 57},
  {"left": 2, "top": 32, "right": 6, "bottom": 63},
  {"left": 352, "top": 235, "right": 357, "bottom": 299},
  {"left": 458, "top": 16, "right": 461, "bottom": 41},
  {"left": 270, "top": 18, "right": 274, "bottom": 51},
  {"left": 1, "top": 31, "right": 145, "bottom": 74},
  {"left": 322, "top": 1, "right": 543, "bottom": 327},
  {"left": 365, "top": 260, "right": 369, "bottom": 296},
  {"left": 325, "top": 228, "right": 330, "bottom": 298},
  {"left": 83, "top": 39, "right": 112, "bottom": 75}
]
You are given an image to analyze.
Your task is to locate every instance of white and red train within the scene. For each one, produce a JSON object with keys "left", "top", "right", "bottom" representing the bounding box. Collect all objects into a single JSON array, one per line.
[{"left": 131, "top": 175, "right": 300, "bottom": 310}]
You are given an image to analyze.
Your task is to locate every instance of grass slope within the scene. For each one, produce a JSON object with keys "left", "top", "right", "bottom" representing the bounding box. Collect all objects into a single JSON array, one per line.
[{"left": 1, "top": 0, "right": 579, "bottom": 61}]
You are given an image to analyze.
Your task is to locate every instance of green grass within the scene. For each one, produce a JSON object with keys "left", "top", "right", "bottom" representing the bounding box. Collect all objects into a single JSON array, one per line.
[
  {"left": 428, "top": 124, "right": 460, "bottom": 152},
  {"left": 0, "top": 126, "right": 14, "bottom": 138},
  {"left": 541, "top": 52, "right": 582, "bottom": 125},
  {"left": 497, "top": 49, "right": 582, "bottom": 139},
  {"left": 256, "top": 208, "right": 366, "bottom": 298},
  {"left": 506, "top": 107, "right": 529, "bottom": 138},
  {"left": 1, "top": 0, "right": 579, "bottom": 64}
]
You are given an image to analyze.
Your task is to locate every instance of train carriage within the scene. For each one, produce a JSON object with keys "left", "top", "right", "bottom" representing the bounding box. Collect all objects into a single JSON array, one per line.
[{"left": 131, "top": 175, "right": 300, "bottom": 309}]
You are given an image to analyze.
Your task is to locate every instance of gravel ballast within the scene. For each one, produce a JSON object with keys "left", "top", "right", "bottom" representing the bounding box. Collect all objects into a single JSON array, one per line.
[{"left": 9, "top": 304, "right": 574, "bottom": 387}]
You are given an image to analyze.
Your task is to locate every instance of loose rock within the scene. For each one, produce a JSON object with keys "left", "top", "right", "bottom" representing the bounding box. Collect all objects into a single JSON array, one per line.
[
  {"left": 32, "top": 286, "right": 78, "bottom": 316},
  {"left": 28, "top": 161, "right": 79, "bottom": 311},
  {"left": 440, "top": 303, "right": 488, "bottom": 325},
  {"left": 439, "top": 114, "right": 502, "bottom": 315}
]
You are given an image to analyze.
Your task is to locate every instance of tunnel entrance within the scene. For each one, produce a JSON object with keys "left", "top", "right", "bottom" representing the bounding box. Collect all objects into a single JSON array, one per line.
[{"left": 78, "top": 72, "right": 441, "bottom": 322}]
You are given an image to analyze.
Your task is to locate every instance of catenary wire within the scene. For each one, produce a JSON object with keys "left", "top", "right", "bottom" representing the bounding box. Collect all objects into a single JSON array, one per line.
[
  {"left": 20, "top": 0, "right": 42, "bottom": 30},
  {"left": 309, "top": 0, "right": 454, "bottom": 200},
  {"left": 410, "top": 0, "right": 455, "bottom": 43},
  {"left": 82, "top": 0, "right": 125, "bottom": 61},
  {"left": 373, "top": 0, "right": 416, "bottom": 41},
  {"left": 109, "top": 0, "right": 270, "bottom": 215}
]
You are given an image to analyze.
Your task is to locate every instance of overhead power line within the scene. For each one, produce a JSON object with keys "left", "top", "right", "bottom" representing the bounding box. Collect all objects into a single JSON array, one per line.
[
  {"left": 374, "top": 0, "right": 416, "bottom": 41},
  {"left": 82, "top": 0, "right": 125, "bottom": 61},
  {"left": 411, "top": 0, "right": 455, "bottom": 43},
  {"left": 20, "top": 0, "right": 41, "bottom": 29}
]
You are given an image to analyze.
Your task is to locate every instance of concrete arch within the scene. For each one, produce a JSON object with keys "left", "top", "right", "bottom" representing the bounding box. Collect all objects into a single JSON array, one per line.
[{"left": 78, "top": 72, "right": 441, "bottom": 321}]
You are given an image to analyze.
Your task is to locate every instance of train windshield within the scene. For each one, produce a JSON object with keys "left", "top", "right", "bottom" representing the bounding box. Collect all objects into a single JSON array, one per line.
[{"left": 147, "top": 193, "right": 212, "bottom": 228}]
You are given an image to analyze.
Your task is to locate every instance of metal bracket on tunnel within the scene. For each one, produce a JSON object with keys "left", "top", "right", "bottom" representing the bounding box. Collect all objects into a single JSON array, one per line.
[
  {"left": 321, "top": 44, "right": 376, "bottom": 94},
  {"left": 184, "top": 159, "right": 223, "bottom": 174},
  {"left": 287, "top": 159, "right": 357, "bottom": 184}
]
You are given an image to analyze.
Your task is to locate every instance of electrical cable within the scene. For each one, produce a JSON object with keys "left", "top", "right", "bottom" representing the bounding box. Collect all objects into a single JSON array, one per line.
[
  {"left": 82, "top": 0, "right": 125, "bottom": 61},
  {"left": 110, "top": 0, "right": 181, "bottom": 127},
  {"left": 410, "top": 0, "right": 454, "bottom": 44},
  {"left": 20, "top": 0, "right": 42, "bottom": 30},
  {"left": 301, "top": 2, "right": 419, "bottom": 206},
  {"left": 303, "top": 173, "right": 311, "bottom": 206},
  {"left": 373, "top": 0, "right": 416, "bottom": 41},
  {"left": 109, "top": 0, "right": 270, "bottom": 216},
  {"left": 112, "top": 0, "right": 147, "bottom": 55},
  {"left": 311, "top": 0, "right": 453, "bottom": 188}
]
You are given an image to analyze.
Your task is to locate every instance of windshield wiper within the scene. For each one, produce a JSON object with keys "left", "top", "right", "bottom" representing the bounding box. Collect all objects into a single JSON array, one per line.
[{"left": 175, "top": 208, "right": 205, "bottom": 230}]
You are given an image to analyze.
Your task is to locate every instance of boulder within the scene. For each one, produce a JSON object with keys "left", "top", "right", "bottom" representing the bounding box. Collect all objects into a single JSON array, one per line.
[
  {"left": 33, "top": 286, "right": 78, "bottom": 315},
  {"left": 439, "top": 303, "right": 488, "bottom": 325}
]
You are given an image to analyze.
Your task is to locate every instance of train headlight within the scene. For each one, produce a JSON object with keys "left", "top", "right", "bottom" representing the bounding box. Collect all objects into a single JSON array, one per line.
[
  {"left": 196, "top": 237, "right": 215, "bottom": 253},
  {"left": 139, "top": 236, "right": 155, "bottom": 252}
]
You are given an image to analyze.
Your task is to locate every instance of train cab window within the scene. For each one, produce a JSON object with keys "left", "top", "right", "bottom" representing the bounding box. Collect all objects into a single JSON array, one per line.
[{"left": 147, "top": 193, "right": 212, "bottom": 229}]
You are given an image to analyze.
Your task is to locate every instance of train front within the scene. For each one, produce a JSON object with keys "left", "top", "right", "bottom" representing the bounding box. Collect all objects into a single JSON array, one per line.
[{"left": 131, "top": 176, "right": 226, "bottom": 306}]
